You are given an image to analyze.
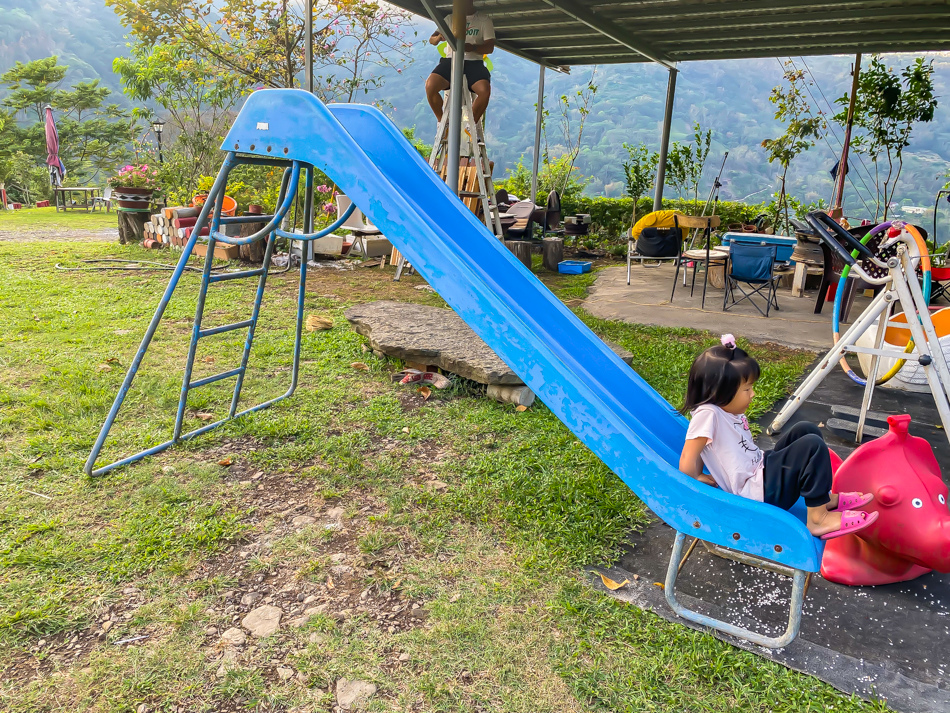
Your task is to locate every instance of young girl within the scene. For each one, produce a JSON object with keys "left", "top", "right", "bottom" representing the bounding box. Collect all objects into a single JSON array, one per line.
[{"left": 679, "top": 334, "right": 878, "bottom": 540}]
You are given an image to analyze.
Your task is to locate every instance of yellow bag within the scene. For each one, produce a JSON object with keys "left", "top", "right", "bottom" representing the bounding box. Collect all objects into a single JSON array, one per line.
[{"left": 629, "top": 210, "right": 685, "bottom": 241}]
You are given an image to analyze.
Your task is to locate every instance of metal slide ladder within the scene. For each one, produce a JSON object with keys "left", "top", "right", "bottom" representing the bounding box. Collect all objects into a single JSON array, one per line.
[
  {"left": 85, "top": 156, "right": 356, "bottom": 476},
  {"left": 394, "top": 87, "right": 502, "bottom": 280}
]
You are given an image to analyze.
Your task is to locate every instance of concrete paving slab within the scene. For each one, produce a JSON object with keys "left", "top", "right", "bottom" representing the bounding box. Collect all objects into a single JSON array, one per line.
[{"left": 584, "top": 264, "right": 874, "bottom": 351}]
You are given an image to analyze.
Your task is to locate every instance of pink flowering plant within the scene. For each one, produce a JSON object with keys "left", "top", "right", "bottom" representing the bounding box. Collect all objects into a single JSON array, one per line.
[{"left": 108, "top": 164, "right": 162, "bottom": 191}]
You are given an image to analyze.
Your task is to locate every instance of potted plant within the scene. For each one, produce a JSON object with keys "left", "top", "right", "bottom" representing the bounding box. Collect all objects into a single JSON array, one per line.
[{"left": 108, "top": 164, "right": 161, "bottom": 210}]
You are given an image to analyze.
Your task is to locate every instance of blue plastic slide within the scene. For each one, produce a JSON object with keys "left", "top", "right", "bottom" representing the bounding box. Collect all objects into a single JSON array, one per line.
[{"left": 92, "top": 90, "right": 822, "bottom": 646}]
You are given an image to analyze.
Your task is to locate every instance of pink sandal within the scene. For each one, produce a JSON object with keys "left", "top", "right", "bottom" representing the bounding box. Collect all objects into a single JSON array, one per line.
[
  {"left": 834, "top": 492, "right": 874, "bottom": 511},
  {"left": 820, "top": 510, "right": 879, "bottom": 541}
]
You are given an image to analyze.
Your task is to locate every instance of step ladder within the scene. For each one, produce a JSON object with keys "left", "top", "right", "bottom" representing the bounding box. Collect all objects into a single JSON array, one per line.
[
  {"left": 394, "top": 87, "right": 502, "bottom": 281},
  {"left": 85, "top": 159, "right": 358, "bottom": 476}
]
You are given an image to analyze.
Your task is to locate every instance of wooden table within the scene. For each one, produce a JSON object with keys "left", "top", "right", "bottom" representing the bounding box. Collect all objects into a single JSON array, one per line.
[{"left": 55, "top": 187, "right": 101, "bottom": 212}]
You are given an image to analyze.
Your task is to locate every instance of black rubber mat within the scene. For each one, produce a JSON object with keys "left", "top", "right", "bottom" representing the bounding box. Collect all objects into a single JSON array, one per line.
[{"left": 600, "top": 364, "right": 950, "bottom": 712}]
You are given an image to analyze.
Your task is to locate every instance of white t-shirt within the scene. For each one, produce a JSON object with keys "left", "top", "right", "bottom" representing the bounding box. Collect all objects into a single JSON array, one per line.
[
  {"left": 443, "top": 12, "right": 495, "bottom": 61},
  {"left": 686, "top": 404, "right": 764, "bottom": 501}
]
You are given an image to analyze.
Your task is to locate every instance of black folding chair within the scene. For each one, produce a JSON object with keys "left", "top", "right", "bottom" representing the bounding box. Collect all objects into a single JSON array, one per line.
[{"left": 723, "top": 243, "right": 781, "bottom": 317}]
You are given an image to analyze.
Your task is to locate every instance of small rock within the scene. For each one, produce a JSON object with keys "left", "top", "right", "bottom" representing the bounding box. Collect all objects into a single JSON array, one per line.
[
  {"left": 303, "top": 595, "right": 317, "bottom": 605},
  {"left": 220, "top": 627, "right": 247, "bottom": 646},
  {"left": 204, "top": 626, "right": 218, "bottom": 636},
  {"left": 242, "top": 605, "right": 282, "bottom": 638},
  {"left": 241, "top": 592, "right": 263, "bottom": 607},
  {"left": 398, "top": 652, "right": 410, "bottom": 662},
  {"left": 330, "top": 564, "right": 353, "bottom": 577},
  {"left": 161, "top": 466, "right": 175, "bottom": 474},
  {"left": 329, "top": 553, "right": 347, "bottom": 563},
  {"left": 137, "top": 705, "right": 148, "bottom": 713},
  {"left": 326, "top": 506, "right": 345, "bottom": 520},
  {"left": 292, "top": 515, "right": 316, "bottom": 528},
  {"left": 308, "top": 632, "right": 328, "bottom": 644},
  {"left": 427, "top": 480, "right": 448, "bottom": 491},
  {"left": 101, "top": 621, "right": 113, "bottom": 633},
  {"left": 277, "top": 667, "right": 294, "bottom": 680},
  {"left": 335, "top": 678, "right": 377, "bottom": 710}
]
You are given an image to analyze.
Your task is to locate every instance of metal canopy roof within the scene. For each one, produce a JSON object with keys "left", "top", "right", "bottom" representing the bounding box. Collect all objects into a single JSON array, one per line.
[{"left": 389, "top": 0, "right": 950, "bottom": 68}]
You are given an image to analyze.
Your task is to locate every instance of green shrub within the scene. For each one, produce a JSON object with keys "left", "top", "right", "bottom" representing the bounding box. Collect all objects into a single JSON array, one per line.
[{"left": 565, "top": 197, "right": 767, "bottom": 239}]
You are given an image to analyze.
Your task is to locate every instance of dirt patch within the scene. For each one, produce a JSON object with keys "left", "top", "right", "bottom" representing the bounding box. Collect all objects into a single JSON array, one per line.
[{"left": 0, "top": 228, "right": 119, "bottom": 243}]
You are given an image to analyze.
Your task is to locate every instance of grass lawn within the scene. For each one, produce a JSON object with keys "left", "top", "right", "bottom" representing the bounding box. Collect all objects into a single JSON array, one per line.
[
  {"left": 0, "top": 237, "right": 886, "bottom": 712},
  {"left": 0, "top": 206, "right": 118, "bottom": 232}
]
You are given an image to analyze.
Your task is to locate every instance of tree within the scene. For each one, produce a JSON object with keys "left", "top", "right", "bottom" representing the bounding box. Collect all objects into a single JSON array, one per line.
[
  {"left": 0, "top": 57, "right": 135, "bottom": 187},
  {"left": 834, "top": 56, "right": 937, "bottom": 220},
  {"left": 0, "top": 57, "right": 67, "bottom": 122},
  {"left": 114, "top": 41, "right": 245, "bottom": 203},
  {"left": 762, "top": 63, "right": 825, "bottom": 233},
  {"left": 552, "top": 67, "right": 598, "bottom": 198},
  {"left": 664, "top": 122, "right": 712, "bottom": 205},
  {"left": 620, "top": 142, "right": 657, "bottom": 227},
  {"left": 106, "top": 0, "right": 416, "bottom": 99}
]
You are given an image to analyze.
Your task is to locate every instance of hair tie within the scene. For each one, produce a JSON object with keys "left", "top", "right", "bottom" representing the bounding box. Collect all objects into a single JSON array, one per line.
[{"left": 721, "top": 333, "right": 736, "bottom": 350}]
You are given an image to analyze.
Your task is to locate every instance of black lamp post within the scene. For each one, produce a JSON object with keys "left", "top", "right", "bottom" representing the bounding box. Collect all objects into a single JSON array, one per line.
[{"left": 151, "top": 118, "right": 165, "bottom": 164}]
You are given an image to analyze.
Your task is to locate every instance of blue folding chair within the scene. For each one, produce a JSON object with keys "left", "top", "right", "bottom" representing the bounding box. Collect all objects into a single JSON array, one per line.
[{"left": 723, "top": 243, "right": 781, "bottom": 317}]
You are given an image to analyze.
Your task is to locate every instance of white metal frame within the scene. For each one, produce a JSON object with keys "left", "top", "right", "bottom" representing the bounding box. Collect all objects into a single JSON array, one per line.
[{"left": 770, "top": 237, "right": 950, "bottom": 443}]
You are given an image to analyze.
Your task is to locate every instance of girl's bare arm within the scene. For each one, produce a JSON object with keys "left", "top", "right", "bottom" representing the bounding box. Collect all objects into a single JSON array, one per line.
[{"left": 680, "top": 437, "right": 717, "bottom": 486}]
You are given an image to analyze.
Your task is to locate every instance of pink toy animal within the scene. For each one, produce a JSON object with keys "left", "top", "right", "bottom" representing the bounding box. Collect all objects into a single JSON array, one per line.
[{"left": 821, "top": 414, "right": 950, "bottom": 586}]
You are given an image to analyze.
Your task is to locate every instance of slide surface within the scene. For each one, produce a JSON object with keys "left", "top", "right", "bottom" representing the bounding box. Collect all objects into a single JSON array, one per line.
[{"left": 224, "top": 90, "right": 822, "bottom": 571}]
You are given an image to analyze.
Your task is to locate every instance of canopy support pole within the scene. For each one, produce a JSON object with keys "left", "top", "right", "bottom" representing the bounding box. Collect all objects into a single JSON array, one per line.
[
  {"left": 446, "top": 0, "right": 466, "bottom": 197},
  {"left": 653, "top": 66, "right": 677, "bottom": 212},
  {"left": 831, "top": 53, "right": 861, "bottom": 220},
  {"left": 531, "top": 65, "right": 546, "bottom": 203},
  {"left": 305, "top": 0, "right": 313, "bottom": 92}
]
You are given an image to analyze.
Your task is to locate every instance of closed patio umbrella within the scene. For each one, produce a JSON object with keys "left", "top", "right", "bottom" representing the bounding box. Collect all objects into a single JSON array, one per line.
[{"left": 45, "top": 105, "right": 66, "bottom": 187}]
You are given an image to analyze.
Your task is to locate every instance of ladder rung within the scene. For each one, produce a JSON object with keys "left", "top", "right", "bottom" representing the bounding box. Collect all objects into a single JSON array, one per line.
[
  {"left": 209, "top": 268, "right": 265, "bottom": 283},
  {"left": 198, "top": 319, "right": 254, "bottom": 338},
  {"left": 189, "top": 367, "right": 243, "bottom": 389}
]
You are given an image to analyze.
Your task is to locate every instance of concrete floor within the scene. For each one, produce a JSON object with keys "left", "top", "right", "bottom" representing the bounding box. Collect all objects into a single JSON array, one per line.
[{"left": 583, "top": 262, "right": 873, "bottom": 351}]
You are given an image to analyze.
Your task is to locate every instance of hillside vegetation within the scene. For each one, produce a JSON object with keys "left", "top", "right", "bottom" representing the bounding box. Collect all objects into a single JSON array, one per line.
[{"left": 0, "top": 0, "right": 948, "bottom": 212}]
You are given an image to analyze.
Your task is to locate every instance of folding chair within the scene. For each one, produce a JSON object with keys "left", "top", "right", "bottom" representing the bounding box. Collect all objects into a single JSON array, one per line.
[
  {"left": 723, "top": 243, "right": 781, "bottom": 317},
  {"left": 503, "top": 200, "right": 536, "bottom": 239},
  {"left": 336, "top": 194, "right": 381, "bottom": 255},
  {"left": 540, "top": 190, "right": 565, "bottom": 239}
]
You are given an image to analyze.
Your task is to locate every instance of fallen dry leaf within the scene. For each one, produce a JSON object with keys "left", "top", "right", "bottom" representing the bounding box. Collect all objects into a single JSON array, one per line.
[
  {"left": 96, "top": 364, "right": 112, "bottom": 373},
  {"left": 203, "top": 356, "right": 215, "bottom": 363},
  {"left": 196, "top": 412, "right": 214, "bottom": 421},
  {"left": 326, "top": 576, "right": 335, "bottom": 590},
  {"left": 653, "top": 582, "right": 665, "bottom": 589},
  {"left": 105, "top": 357, "right": 119, "bottom": 363},
  {"left": 218, "top": 458, "right": 232, "bottom": 466},
  {"left": 599, "top": 573, "right": 630, "bottom": 591},
  {"left": 306, "top": 315, "right": 333, "bottom": 331},
  {"left": 515, "top": 405, "right": 528, "bottom": 412},
  {"left": 351, "top": 362, "right": 369, "bottom": 371},
  {"left": 418, "top": 386, "right": 431, "bottom": 401},
  {"left": 401, "top": 427, "right": 410, "bottom": 434},
  {"left": 633, "top": 574, "right": 640, "bottom": 581}
]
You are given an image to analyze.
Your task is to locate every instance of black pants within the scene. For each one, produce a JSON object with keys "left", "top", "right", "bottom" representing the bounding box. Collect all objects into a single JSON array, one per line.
[{"left": 763, "top": 422, "right": 832, "bottom": 510}]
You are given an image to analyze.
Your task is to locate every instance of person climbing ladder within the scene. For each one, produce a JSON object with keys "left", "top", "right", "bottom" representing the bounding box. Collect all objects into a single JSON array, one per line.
[{"left": 424, "top": 0, "right": 494, "bottom": 124}]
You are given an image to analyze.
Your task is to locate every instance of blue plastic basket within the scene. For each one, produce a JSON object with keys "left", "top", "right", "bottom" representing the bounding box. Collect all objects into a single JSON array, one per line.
[{"left": 558, "top": 260, "right": 592, "bottom": 275}]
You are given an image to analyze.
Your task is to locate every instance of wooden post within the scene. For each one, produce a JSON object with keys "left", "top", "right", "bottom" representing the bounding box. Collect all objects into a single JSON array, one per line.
[
  {"left": 238, "top": 220, "right": 268, "bottom": 262},
  {"left": 117, "top": 210, "right": 150, "bottom": 244},
  {"left": 505, "top": 240, "right": 533, "bottom": 270},
  {"left": 542, "top": 237, "right": 563, "bottom": 271}
]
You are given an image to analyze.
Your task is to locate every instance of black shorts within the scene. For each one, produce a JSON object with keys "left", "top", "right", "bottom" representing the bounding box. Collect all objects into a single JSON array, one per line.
[{"left": 431, "top": 57, "right": 491, "bottom": 91}]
